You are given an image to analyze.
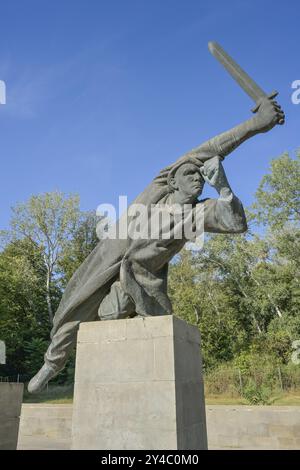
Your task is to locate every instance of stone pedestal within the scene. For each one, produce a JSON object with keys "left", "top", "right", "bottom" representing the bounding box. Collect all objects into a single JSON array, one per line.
[
  {"left": 71, "top": 315, "right": 207, "bottom": 450},
  {"left": 0, "top": 383, "right": 23, "bottom": 450}
]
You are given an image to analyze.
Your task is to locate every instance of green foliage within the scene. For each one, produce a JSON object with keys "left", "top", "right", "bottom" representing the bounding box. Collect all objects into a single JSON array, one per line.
[
  {"left": 58, "top": 211, "right": 98, "bottom": 285},
  {"left": 1, "top": 153, "right": 300, "bottom": 393},
  {"left": 252, "top": 152, "right": 300, "bottom": 229},
  {"left": 204, "top": 359, "right": 299, "bottom": 405},
  {"left": 0, "top": 193, "right": 98, "bottom": 379},
  {"left": 204, "top": 364, "right": 241, "bottom": 397},
  {"left": 241, "top": 380, "right": 275, "bottom": 405},
  {"left": 168, "top": 250, "right": 200, "bottom": 326},
  {"left": 24, "top": 338, "right": 50, "bottom": 377},
  {"left": 280, "top": 363, "right": 300, "bottom": 390},
  {"left": 0, "top": 239, "right": 51, "bottom": 376},
  {"left": 5, "top": 191, "right": 81, "bottom": 324},
  {"left": 169, "top": 152, "right": 300, "bottom": 387}
]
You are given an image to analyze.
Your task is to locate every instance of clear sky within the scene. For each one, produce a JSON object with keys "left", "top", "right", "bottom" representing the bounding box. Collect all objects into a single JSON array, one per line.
[{"left": 0, "top": 0, "right": 299, "bottom": 228}]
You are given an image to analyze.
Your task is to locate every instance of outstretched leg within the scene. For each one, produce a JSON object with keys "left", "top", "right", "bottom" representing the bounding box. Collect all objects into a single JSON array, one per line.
[
  {"left": 28, "top": 320, "right": 81, "bottom": 393},
  {"left": 28, "top": 280, "right": 134, "bottom": 393},
  {"left": 27, "top": 291, "right": 104, "bottom": 393}
]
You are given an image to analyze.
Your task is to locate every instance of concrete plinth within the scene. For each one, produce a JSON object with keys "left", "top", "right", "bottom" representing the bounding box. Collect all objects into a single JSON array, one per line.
[
  {"left": 71, "top": 315, "right": 207, "bottom": 450},
  {"left": 0, "top": 383, "right": 24, "bottom": 450}
]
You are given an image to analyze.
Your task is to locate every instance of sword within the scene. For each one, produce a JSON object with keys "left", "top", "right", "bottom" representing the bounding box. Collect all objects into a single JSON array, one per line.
[{"left": 208, "top": 41, "right": 284, "bottom": 125}]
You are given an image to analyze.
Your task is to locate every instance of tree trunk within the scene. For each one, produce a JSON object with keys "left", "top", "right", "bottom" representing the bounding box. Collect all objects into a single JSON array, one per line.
[
  {"left": 247, "top": 269, "right": 283, "bottom": 318},
  {"left": 46, "top": 269, "right": 54, "bottom": 324}
]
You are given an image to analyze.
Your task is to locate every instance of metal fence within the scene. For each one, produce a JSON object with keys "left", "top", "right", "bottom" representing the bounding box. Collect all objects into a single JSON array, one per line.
[{"left": 204, "top": 363, "right": 300, "bottom": 403}]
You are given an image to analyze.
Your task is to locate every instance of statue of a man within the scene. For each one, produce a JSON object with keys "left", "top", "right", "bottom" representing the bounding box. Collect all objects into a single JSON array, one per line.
[{"left": 28, "top": 96, "right": 284, "bottom": 393}]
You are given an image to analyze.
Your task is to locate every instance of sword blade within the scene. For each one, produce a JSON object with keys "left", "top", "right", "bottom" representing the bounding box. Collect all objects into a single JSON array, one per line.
[{"left": 208, "top": 41, "right": 267, "bottom": 103}]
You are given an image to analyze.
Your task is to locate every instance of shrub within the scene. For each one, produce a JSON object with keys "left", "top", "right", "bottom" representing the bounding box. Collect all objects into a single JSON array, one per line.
[{"left": 241, "top": 380, "right": 275, "bottom": 405}]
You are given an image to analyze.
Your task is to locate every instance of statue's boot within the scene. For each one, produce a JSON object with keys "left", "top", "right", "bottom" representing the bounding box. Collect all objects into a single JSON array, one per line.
[{"left": 27, "top": 363, "right": 59, "bottom": 394}]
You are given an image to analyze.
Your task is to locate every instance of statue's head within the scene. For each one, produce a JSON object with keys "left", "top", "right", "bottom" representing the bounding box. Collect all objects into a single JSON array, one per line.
[{"left": 168, "top": 162, "right": 205, "bottom": 202}]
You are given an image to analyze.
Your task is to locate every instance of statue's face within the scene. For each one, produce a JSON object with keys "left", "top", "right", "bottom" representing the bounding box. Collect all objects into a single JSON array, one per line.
[{"left": 174, "top": 163, "right": 204, "bottom": 198}]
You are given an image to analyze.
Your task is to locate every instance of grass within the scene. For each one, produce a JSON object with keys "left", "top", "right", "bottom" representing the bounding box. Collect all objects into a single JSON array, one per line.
[
  {"left": 22, "top": 384, "right": 300, "bottom": 406},
  {"left": 205, "top": 391, "right": 300, "bottom": 406},
  {"left": 23, "top": 384, "right": 74, "bottom": 404},
  {"left": 271, "top": 391, "right": 300, "bottom": 406},
  {"left": 205, "top": 395, "right": 248, "bottom": 405}
]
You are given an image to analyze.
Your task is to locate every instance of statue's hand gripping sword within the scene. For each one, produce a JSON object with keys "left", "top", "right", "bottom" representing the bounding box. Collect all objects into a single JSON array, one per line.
[{"left": 208, "top": 41, "right": 284, "bottom": 125}]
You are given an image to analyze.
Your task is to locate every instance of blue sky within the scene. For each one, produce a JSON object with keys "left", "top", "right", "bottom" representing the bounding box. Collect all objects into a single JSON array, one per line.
[{"left": 0, "top": 0, "right": 299, "bottom": 228}]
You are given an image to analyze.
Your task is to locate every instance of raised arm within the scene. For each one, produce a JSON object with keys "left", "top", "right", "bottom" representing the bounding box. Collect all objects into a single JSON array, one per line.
[
  {"left": 154, "top": 96, "right": 284, "bottom": 189},
  {"left": 177, "top": 96, "right": 284, "bottom": 163}
]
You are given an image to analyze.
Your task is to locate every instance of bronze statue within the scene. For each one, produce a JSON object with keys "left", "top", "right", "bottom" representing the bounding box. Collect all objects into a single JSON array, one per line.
[{"left": 28, "top": 42, "right": 284, "bottom": 393}]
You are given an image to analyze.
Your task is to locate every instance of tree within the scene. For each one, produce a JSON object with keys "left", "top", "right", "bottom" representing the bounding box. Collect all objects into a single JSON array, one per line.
[
  {"left": 1, "top": 152, "right": 299, "bottom": 383},
  {"left": 168, "top": 152, "right": 300, "bottom": 369},
  {"left": 0, "top": 193, "right": 101, "bottom": 379},
  {"left": 252, "top": 152, "right": 300, "bottom": 229},
  {"left": 0, "top": 239, "right": 51, "bottom": 376},
  {"left": 6, "top": 192, "right": 80, "bottom": 323},
  {"left": 168, "top": 247, "right": 250, "bottom": 368},
  {"left": 58, "top": 211, "right": 98, "bottom": 285},
  {"left": 168, "top": 249, "right": 201, "bottom": 326}
]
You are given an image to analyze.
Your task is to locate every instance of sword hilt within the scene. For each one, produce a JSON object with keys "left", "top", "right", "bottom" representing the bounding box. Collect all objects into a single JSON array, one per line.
[{"left": 251, "top": 90, "right": 284, "bottom": 125}]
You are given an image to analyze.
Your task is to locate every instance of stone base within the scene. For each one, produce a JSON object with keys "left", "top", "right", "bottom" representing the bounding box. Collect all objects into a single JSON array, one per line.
[
  {"left": 0, "top": 383, "right": 24, "bottom": 450},
  {"left": 71, "top": 315, "right": 207, "bottom": 450}
]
